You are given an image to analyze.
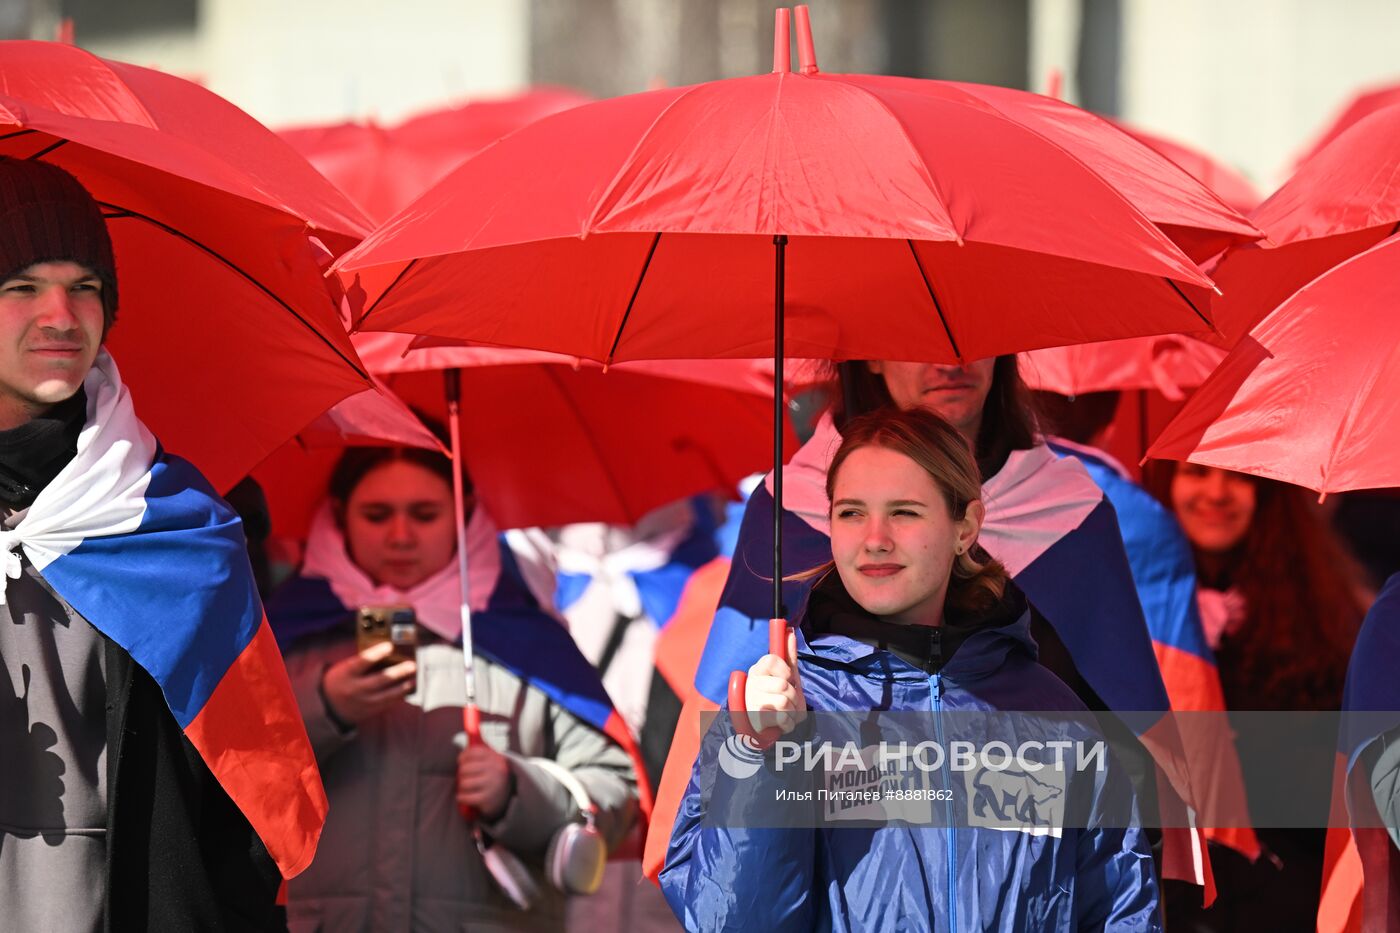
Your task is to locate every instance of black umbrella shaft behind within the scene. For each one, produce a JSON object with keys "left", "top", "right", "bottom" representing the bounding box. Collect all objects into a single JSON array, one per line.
[{"left": 773, "top": 234, "right": 788, "bottom": 622}]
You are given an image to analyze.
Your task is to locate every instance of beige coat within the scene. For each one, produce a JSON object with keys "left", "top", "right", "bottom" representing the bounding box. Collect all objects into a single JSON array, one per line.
[{"left": 282, "top": 625, "right": 639, "bottom": 933}]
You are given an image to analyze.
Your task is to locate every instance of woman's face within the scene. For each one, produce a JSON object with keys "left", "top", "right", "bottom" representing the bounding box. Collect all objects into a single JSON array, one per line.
[
  {"left": 830, "top": 445, "right": 982, "bottom": 626},
  {"left": 1170, "top": 463, "right": 1257, "bottom": 555},
  {"left": 343, "top": 459, "right": 457, "bottom": 590},
  {"left": 867, "top": 358, "right": 996, "bottom": 439}
]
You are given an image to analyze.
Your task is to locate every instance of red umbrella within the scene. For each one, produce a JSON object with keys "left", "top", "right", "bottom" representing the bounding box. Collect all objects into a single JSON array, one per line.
[
  {"left": 1209, "top": 103, "right": 1400, "bottom": 349},
  {"left": 1148, "top": 233, "right": 1400, "bottom": 496},
  {"left": 336, "top": 3, "right": 1246, "bottom": 731},
  {"left": 0, "top": 40, "right": 374, "bottom": 492},
  {"left": 256, "top": 332, "right": 794, "bottom": 537},
  {"left": 338, "top": 66, "right": 1234, "bottom": 367},
  {"left": 1020, "top": 334, "right": 1226, "bottom": 400},
  {"left": 279, "top": 88, "right": 589, "bottom": 223}
]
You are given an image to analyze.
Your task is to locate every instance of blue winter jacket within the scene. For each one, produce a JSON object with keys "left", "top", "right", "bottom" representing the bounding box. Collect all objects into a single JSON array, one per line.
[{"left": 660, "top": 582, "right": 1162, "bottom": 932}]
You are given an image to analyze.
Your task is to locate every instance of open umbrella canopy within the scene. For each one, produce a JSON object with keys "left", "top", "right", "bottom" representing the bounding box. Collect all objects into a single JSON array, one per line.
[
  {"left": 279, "top": 87, "right": 589, "bottom": 223},
  {"left": 1209, "top": 103, "right": 1400, "bottom": 348},
  {"left": 1148, "top": 233, "right": 1400, "bottom": 496},
  {"left": 1021, "top": 334, "right": 1226, "bottom": 400},
  {"left": 0, "top": 40, "right": 376, "bottom": 492},
  {"left": 257, "top": 333, "right": 794, "bottom": 537},
  {"left": 336, "top": 23, "right": 1246, "bottom": 365}
]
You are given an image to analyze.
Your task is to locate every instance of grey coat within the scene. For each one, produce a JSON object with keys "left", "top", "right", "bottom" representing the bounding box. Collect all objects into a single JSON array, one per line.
[{"left": 282, "top": 628, "right": 638, "bottom": 933}]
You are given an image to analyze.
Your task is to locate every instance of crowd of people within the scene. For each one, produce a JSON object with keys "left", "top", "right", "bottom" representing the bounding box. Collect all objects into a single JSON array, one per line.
[{"left": 2, "top": 49, "right": 1399, "bottom": 933}]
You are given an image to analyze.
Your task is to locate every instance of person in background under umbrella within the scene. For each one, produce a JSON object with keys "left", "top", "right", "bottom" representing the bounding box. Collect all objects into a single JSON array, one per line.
[
  {"left": 664, "top": 407, "right": 1162, "bottom": 930},
  {"left": 1145, "top": 461, "right": 1369, "bottom": 932},
  {"left": 551, "top": 498, "right": 717, "bottom": 933},
  {"left": 1038, "top": 391, "right": 1261, "bottom": 878},
  {"left": 267, "top": 441, "right": 641, "bottom": 932},
  {"left": 0, "top": 157, "right": 318, "bottom": 930}
]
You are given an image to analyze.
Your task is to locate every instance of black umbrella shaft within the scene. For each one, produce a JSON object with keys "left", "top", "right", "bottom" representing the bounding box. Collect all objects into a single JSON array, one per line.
[{"left": 773, "top": 234, "right": 788, "bottom": 622}]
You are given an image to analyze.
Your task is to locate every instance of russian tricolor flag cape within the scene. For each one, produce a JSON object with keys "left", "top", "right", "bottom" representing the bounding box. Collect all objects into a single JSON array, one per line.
[
  {"left": 1319, "top": 573, "right": 1400, "bottom": 933},
  {"left": 266, "top": 503, "right": 653, "bottom": 816},
  {"left": 1049, "top": 438, "right": 1258, "bottom": 860},
  {"left": 0, "top": 351, "right": 326, "bottom": 878},
  {"left": 645, "top": 413, "right": 1205, "bottom": 886}
]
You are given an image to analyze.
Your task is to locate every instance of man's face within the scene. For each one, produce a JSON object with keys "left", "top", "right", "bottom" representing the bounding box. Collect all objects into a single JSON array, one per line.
[
  {"left": 867, "top": 359, "right": 996, "bottom": 441},
  {"left": 0, "top": 262, "right": 105, "bottom": 428}
]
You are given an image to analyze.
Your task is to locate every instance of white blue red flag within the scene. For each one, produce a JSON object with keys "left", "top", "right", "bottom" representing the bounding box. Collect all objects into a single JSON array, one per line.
[{"left": 0, "top": 352, "right": 326, "bottom": 878}]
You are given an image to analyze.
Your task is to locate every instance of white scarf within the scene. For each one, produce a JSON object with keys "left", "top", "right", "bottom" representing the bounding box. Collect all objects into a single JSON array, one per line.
[
  {"left": 299, "top": 499, "right": 504, "bottom": 641},
  {"left": 768, "top": 411, "right": 1102, "bottom": 578},
  {"left": 0, "top": 351, "right": 157, "bottom": 603}
]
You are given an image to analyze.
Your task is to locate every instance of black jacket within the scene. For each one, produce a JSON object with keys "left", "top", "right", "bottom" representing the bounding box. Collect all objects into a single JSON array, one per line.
[{"left": 103, "top": 633, "right": 280, "bottom": 932}]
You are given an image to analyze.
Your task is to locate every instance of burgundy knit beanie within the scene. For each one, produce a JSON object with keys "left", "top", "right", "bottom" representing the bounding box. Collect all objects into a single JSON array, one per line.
[{"left": 0, "top": 157, "right": 118, "bottom": 331}]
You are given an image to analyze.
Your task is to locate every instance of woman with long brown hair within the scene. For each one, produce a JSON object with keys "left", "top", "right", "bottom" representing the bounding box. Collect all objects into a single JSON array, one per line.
[
  {"left": 1145, "top": 460, "right": 1368, "bottom": 932},
  {"left": 1146, "top": 462, "right": 1365, "bottom": 711}
]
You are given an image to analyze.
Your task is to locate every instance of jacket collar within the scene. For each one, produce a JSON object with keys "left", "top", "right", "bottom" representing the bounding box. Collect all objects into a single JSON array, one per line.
[{"left": 797, "top": 571, "right": 1036, "bottom": 683}]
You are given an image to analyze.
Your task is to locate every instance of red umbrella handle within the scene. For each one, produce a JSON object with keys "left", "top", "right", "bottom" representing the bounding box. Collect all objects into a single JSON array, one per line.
[
  {"left": 726, "top": 617, "right": 789, "bottom": 749},
  {"left": 458, "top": 703, "right": 484, "bottom": 821}
]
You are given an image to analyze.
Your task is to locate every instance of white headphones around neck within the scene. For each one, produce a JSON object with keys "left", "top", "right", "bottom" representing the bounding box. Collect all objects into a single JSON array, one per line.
[{"left": 530, "top": 757, "right": 608, "bottom": 896}]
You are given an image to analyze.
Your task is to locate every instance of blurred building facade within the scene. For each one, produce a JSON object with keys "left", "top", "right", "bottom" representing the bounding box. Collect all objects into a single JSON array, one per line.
[{"left": 4, "top": 0, "right": 1400, "bottom": 191}]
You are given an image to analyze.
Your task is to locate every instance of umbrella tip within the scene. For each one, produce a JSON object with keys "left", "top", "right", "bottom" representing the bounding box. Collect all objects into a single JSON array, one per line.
[
  {"left": 795, "top": 5, "right": 819, "bottom": 74},
  {"left": 1045, "top": 67, "right": 1063, "bottom": 100},
  {"left": 773, "top": 8, "right": 792, "bottom": 74}
]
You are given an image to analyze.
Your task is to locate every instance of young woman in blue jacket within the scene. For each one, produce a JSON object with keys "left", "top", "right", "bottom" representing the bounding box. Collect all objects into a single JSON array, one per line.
[{"left": 661, "top": 407, "right": 1161, "bottom": 932}]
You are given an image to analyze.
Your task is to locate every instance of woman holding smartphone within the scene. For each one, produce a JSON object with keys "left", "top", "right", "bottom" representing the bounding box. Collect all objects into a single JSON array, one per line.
[
  {"left": 661, "top": 407, "right": 1160, "bottom": 932},
  {"left": 267, "top": 443, "right": 641, "bottom": 933}
]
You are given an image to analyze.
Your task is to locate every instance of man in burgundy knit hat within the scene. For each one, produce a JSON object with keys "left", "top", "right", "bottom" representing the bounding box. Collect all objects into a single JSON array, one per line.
[{"left": 0, "top": 157, "right": 282, "bottom": 931}]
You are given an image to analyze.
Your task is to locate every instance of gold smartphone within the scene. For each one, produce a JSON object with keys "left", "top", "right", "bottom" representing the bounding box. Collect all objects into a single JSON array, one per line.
[{"left": 355, "top": 605, "right": 418, "bottom": 669}]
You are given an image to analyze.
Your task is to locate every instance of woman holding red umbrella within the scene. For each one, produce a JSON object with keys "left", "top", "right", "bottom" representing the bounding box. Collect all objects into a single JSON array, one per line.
[
  {"left": 663, "top": 407, "right": 1161, "bottom": 930},
  {"left": 266, "top": 440, "right": 642, "bottom": 932}
]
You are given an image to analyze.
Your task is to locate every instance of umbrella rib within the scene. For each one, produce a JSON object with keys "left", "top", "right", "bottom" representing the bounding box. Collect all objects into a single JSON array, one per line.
[
  {"left": 26, "top": 138, "right": 68, "bottom": 160},
  {"left": 1164, "top": 277, "right": 1213, "bottom": 332},
  {"left": 99, "top": 202, "right": 370, "bottom": 382},
  {"left": 355, "top": 258, "right": 419, "bottom": 331},
  {"left": 1318, "top": 335, "right": 1400, "bottom": 496},
  {"left": 0, "top": 129, "right": 37, "bottom": 143},
  {"left": 905, "top": 239, "right": 963, "bottom": 362},
  {"left": 605, "top": 231, "right": 662, "bottom": 366}
]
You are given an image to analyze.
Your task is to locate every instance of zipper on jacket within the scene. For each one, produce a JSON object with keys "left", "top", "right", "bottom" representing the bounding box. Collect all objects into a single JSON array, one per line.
[{"left": 931, "top": 673, "right": 956, "bottom": 932}]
